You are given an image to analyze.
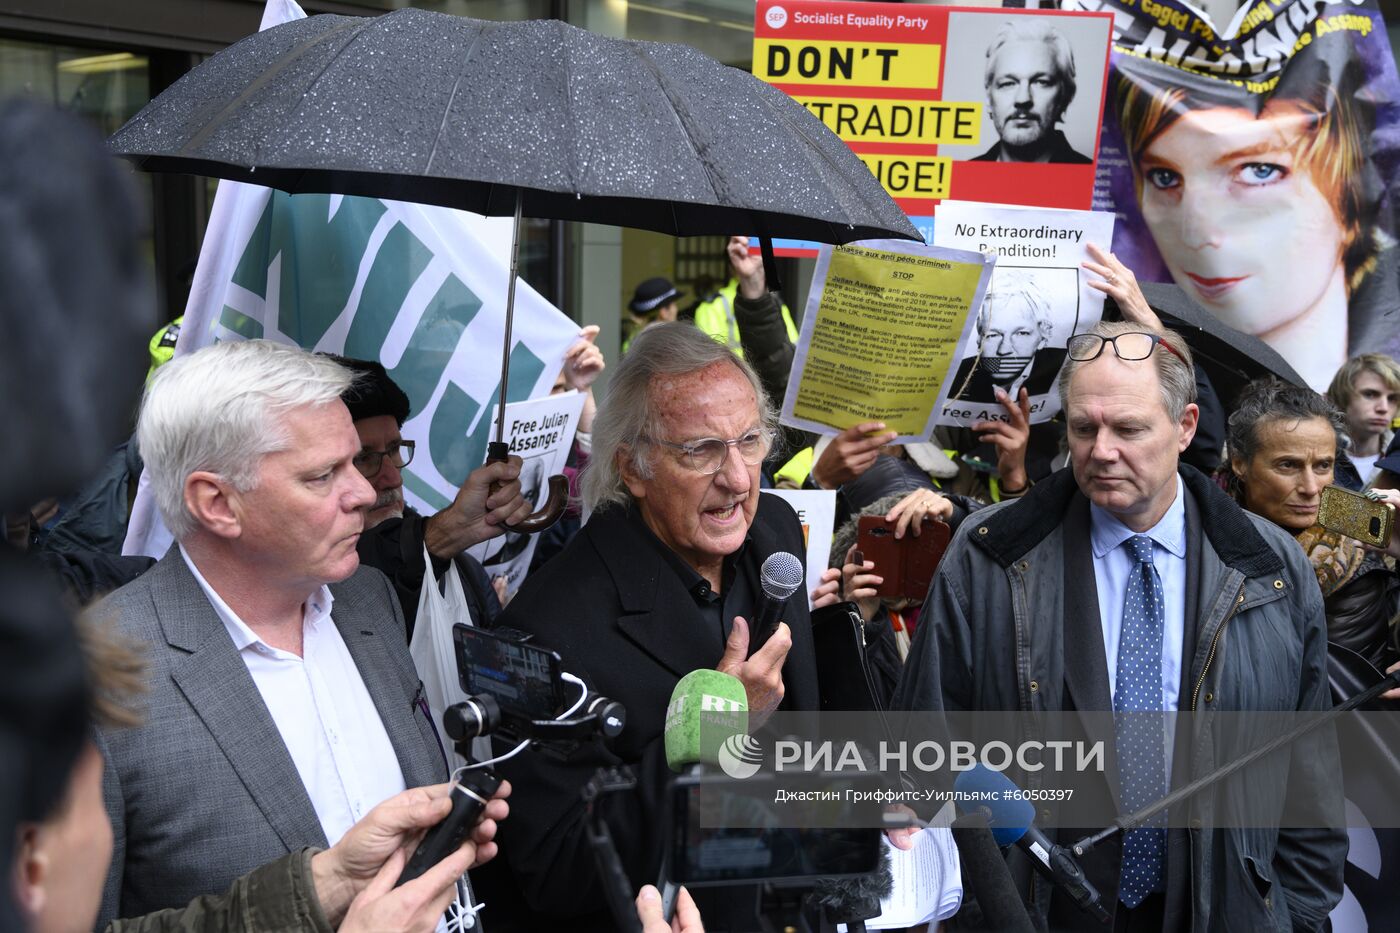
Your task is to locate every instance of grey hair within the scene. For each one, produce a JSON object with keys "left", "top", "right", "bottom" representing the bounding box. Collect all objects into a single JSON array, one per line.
[
  {"left": 1226, "top": 379, "right": 1346, "bottom": 467},
  {"left": 1059, "top": 320, "right": 1197, "bottom": 421},
  {"left": 137, "top": 339, "right": 353, "bottom": 540},
  {"left": 977, "top": 269, "right": 1052, "bottom": 339},
  {"left": 983, "top": 18, "right": 1077, "bottom": 121},
  {"left": 581, "top": 322, "right": 776, "bottom": 513}
]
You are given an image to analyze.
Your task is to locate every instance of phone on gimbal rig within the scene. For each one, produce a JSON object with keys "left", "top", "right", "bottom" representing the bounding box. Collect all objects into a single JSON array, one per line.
[
  {"left": 395, "top": 625, "right": 625, "bottom": 889},
  {"left": 454, "top": 623, "right": 565, "bottom": 721}
]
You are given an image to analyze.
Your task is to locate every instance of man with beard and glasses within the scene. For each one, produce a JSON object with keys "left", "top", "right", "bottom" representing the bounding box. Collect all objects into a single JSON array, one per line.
[
  {"left": 948, "top": 270, "right": 1067, "bottom": 406},
  {"left": 972, "top": 19, "right": 1091, "bottom": 164},
  {"left": 331, "top": 356, "right": 532, "bottom": 637}
]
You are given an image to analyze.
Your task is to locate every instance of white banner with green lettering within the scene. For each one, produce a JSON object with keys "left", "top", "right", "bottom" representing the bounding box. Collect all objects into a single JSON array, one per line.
[{"left": 123, "top": 0, "right": 579, "bottom": 558}]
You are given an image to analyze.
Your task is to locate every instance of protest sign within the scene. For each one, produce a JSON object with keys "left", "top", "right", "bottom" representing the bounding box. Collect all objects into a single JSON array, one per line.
[
  {"left": 779, "top": 241, "right": 994, "bottom": 442},
  {"left": 1064, "top": 0, "right": 1400, "bottom": 389},
  {"left": 754, "top": 0, "right": 1114, "bottom": 254},
  {"left": 933, "top": 202, "right": 1115, "bottom": 427},
  {"left": 467, "top": 391, "right": 585, "bottom": 598},
  {"left": 761, "top": 489, "right": 837, "bottom": 607},
  {"left": 122, "top": 0, "right": 581, "bottom": 559},
  {"left": 1063, "top": 7, "right": 1400, "bottom": 920}
]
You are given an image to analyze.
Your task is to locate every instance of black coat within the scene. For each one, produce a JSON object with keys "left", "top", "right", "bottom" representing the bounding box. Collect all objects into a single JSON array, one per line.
[
  {"left": 484, "top": 494, "right": 820, "bottom": 931},
  {"left": 894, "top": 467, "right": 1345, "bottom": 932},
  {"left": 355, "top": 506, "right": 501, "bottom": 640}
]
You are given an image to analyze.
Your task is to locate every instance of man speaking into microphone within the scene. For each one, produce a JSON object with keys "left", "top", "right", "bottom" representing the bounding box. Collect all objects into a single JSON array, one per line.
[{"left": 485, "top": 323, "right": 818, "bottom": 931}]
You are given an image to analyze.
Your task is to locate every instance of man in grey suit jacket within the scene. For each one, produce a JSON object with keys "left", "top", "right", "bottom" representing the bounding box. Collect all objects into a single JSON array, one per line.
[{"left": 95, "top": 341, "right": 456, "bottom": 926}]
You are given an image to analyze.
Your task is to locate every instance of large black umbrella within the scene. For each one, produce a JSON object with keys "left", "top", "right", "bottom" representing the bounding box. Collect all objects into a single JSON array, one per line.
[
  {"left": 109, "top": 9, "right": 916, "bottom": 244},
  {"left": 1136, "top": 281, "right": 1308, "bottom": 405},
  {"left": 111, "top": 8, "right": 918, "bottom": 529}
]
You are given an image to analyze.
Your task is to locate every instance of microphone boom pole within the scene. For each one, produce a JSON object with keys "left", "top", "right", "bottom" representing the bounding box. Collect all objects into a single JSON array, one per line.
[{"left": 1072, "top": 669, "right": 1400, "bottom": 858}]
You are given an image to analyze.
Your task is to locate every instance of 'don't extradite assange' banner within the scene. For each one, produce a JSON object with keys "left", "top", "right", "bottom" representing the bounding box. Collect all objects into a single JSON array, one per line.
[
  {"left": 753, "top": 0, "right": 1114, "bottom": 253},
  {"left": 1067, "top": 0, "right": 1400, "bottom": 391},
  {"left": 123, "top": 0, "right": 579, "bottom": 558}
]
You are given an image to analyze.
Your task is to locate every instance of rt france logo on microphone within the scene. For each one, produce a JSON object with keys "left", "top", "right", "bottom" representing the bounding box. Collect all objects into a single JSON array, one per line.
[{"left": 718, "top": 734, "right": 764, "bottom": 780}]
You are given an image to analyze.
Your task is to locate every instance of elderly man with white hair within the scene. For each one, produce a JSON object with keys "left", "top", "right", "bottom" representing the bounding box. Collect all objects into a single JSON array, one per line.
[
  {"left": 94, "top": 340, "right": 463, "bottom": 927},
  {"left": 479, "top": 322, "right": 819, "bottom": 932}
]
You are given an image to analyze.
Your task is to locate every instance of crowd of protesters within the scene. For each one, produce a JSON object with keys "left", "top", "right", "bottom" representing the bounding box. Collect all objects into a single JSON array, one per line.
[{"left": 10, "top": 219, "right": 1400, "bottom": 933}]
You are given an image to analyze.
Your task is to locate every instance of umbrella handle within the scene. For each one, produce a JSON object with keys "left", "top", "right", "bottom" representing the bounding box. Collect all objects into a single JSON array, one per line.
[{"left": 486, "top": 441, "right": 568, "bottom": 534}]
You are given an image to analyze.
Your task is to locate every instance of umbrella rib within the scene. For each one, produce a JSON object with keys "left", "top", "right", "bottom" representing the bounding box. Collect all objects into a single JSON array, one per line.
[
  {"left": 561, "top": 26, "right": 582, "bottom": 195},
  {"left": 279, "top": 14, "right": 401, "bottom": 149},
  {"left": 756, "top": 87, "right": 872, "bottom": 233},
  {"left": 629, "top": 45, "right": 726, "bottom": 214},
  {"left": 424, "top": 23, "right": 487, "bottom": 176},
  {"left": 183, "top": 18, "right": 366, "bottom": 157}
]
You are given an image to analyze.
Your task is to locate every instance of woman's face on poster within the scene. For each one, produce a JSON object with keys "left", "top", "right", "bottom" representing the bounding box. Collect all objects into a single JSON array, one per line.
[{"left": 1137, "top": 103, "right": 1347, "bottom": 337}]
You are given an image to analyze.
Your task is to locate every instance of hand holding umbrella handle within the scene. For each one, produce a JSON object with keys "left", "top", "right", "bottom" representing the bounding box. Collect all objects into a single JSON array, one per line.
[{"left": 487, "top": 441, "right": 568, "bottom": 534}]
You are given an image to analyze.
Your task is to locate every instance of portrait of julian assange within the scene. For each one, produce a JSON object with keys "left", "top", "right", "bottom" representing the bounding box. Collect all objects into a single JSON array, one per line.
[
  {"left": 948, "top": 268, "right": 1072, "bottom": 406},
  {"left": 974, "top": 18, "right": 1093, "bottom": 164},
  {"left": 936, "top": 12, "right": 1109, "bottom": 167}
]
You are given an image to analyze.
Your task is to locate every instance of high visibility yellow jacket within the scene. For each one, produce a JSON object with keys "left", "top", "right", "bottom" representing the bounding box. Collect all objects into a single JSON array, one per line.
[
  {"left": 692, "top": 279, "right": 797, "bottom": 356},
  {"left": 146, "top": 315, "right": 183, "bottom": 384}
]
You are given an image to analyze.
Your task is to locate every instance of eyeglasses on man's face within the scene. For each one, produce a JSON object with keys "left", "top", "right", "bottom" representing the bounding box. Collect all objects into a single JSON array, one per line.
[
  {"left": 649, "top": 428, "right": 771, "bottom": 476},
  {"left": 353, "top": 439, "right": 415, "bottom": 478},
  {"left": 1066, "top": 332, "right": 1187, "bottom": 366}
]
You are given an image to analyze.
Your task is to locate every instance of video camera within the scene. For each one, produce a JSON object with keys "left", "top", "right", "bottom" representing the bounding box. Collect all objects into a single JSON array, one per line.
[{"left": 668, "top": 768, "right": 885, "bottom": 888}]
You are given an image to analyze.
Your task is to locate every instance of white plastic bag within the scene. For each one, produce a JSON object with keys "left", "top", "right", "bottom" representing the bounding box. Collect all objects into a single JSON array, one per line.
[{"left": 409, "top": 546, "right": 491, "bottom": 771}]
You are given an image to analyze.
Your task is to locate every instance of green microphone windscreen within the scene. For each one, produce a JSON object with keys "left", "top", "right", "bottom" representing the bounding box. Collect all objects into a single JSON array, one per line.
[{"left": 664, "top": 669, "right": 749, "bottom": 772}]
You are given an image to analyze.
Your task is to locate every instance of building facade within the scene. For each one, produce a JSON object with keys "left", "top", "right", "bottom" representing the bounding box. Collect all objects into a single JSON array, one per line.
[{"left": 0, "top": 0, "right": 775, "bottom": 381}]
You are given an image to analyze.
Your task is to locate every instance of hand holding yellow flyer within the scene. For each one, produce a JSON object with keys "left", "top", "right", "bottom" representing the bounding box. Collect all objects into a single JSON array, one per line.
[{"left": 780, "top": 240, "right": 994, "bottom": 442}]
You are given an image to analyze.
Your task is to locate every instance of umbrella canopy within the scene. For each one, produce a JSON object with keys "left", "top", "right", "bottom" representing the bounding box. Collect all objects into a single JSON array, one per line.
[
  {"left": 1137, "top": 281, "right": 1307, "bottom": 405},
  {"left": 109, "top": 8, "right": 919, "bottom": 245}
]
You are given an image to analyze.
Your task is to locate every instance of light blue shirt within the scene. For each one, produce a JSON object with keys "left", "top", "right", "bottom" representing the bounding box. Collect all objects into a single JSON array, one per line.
[{"left": 1089, "top": 474, "right": 1187, "bottom": 716}]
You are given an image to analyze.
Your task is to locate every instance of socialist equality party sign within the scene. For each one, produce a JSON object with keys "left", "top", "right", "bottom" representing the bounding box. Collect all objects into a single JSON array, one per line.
[
  {"left": 753, "top": 1, "right": 1114, "bottom": 253},
  {"left": 1065, "top": 0, "right": 1400, "bottom": 390}
]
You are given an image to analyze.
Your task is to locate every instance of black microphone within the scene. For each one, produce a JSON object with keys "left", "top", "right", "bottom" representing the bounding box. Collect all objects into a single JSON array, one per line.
[
  {"left": 955, "top": 766, "right": 1110, "bottom": 925},
  {"left": 749, "top": 551, "right": 803, "bottom": 653},
  {"left": 950, "top": 811, "right": 1037, "bottom": 933},
  {"left": 808, "top": 842, "right": 892, "bottom": 932},
  {"left": 396, "top": 768, "right": 503, "bottom": 886}
]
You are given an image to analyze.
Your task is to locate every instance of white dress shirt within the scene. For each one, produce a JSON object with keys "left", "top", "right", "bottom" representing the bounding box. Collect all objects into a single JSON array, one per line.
[
  {"left": 1351, "top": 452, "right": 1380, "bottom": 486},
  {"left": 1089, "top": 475, "right": 1188, "bottom": 752},
  {"left": 180, "top": 546, "right": 407, "bottom": 845}
]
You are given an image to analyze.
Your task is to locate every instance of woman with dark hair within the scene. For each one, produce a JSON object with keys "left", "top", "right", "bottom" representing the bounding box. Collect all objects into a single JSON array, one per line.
[
  {"left": 1114, "top": 43, "right": 1383, "bottom": 388},
  {"left": 1223, "top": 378, "right": 1399, "bottom": 669}
]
